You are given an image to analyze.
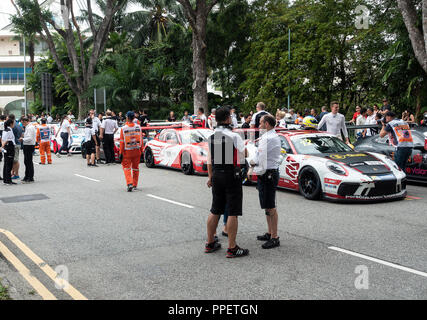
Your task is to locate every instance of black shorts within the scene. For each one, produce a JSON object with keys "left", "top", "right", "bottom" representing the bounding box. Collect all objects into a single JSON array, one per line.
[
  {"left": 257, "top": 169, "right": 279, "bottom": 210},
  {"left": 85, "top": 140, "right": 95, "bottom": 155},
  {"left": 94, "top": 133, "right": 100, "bottom": 146},
  {"left": 210, "top": 171, "right": 243, "bottom": 216}
]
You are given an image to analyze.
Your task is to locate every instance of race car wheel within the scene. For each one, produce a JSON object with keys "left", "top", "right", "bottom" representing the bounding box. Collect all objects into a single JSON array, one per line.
[
  {"left": 298, "top": 166, "right": 322, "bottom": 200},
  {"left": 144, "top": 148, "right": 155, "bottom": 168},
  {"left": 181, "top": 152, "right": 194, "bottom": 175}
]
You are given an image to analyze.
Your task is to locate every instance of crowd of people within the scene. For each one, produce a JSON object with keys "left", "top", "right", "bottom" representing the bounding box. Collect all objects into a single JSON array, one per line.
[{"left": 0, "top": 98, "right": 424, "bottom": 261}]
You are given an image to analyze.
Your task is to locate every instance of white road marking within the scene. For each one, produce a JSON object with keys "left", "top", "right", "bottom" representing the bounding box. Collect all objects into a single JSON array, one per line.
[
  {"left": 329, "top": 246, "right": 427, "bottom": 278},
  {"left": 33, "top": 161, "right": 39, "bottom": 165},
  {"left": 74, "top": 174, "right": 100, "bottom": 182},
  {"left": 146, "top": 194, "right": 194, "bottom": 209}
]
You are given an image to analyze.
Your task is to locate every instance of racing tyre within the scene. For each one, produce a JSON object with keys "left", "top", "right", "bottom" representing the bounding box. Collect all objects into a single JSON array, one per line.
[
  {"left": 181, "top": 152, "right": 194, "bottom": 175},
  {"left": 298, "top": 166, "right": 322, "bottom": 200},
  {"left": 144, "top": 148, "right": 155, "bottom": 168}
]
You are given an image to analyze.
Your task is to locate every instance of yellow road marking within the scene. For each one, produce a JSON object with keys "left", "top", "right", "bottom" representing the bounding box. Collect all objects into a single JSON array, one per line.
[
  {"left": 0, "top": 240, "right": 57, "bottom": 300},
  {"left": 0, "top": 228, "right": 88, "bottom": 300}
]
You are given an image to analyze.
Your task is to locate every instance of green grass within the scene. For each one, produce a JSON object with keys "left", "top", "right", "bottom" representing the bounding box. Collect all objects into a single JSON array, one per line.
[{"left": 0, "top": 280, "right": 12, "bottom": 300}]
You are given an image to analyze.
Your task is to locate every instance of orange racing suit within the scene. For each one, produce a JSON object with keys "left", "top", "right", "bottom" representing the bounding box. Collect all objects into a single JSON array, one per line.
[
  {"left": 120, "top": 122, "right": 144, "bottom": 187},
  {"left": 37, "top": 124, "right": 52, "bottom": 164}
]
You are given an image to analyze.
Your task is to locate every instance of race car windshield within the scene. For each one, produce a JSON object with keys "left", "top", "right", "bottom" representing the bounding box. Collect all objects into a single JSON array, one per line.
[
  {"left": 179, "top": 130, "right": 212, "bottom": 144},
  {"left": 291, "top": 135, "right": 353, "bottom": 155}
]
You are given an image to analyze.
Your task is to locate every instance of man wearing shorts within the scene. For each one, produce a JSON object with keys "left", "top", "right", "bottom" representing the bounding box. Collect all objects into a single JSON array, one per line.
[
  {"left": 206, "top": 107, "right": 249, "bottom": 258},
  {"left": 250, "top": 114, "right": 282, "bottom": 249}
]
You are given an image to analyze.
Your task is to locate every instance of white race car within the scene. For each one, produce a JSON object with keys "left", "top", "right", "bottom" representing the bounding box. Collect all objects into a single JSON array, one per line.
[
  {"left": 244, "top": 129, "right": 407, "bottom": 202},
  {"left": 50, "top": 123, "right": 84, "bottom": 154}
]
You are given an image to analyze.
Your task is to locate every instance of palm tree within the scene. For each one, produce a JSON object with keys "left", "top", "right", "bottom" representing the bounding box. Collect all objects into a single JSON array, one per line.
[
  {"left": 122, "top": 0, "right": 185, "bottom": 47},
  {"left": 10, "top": 0, "right": 41, "bottom": 72}
]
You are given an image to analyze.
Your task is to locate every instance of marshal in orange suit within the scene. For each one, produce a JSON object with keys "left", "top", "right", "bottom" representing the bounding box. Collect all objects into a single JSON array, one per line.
[
  {"left": 37, "top": 118, "right": 52, "bottom": 165},
  {"left": 120, "top": 111, "right": 144, "bottom": 192}
]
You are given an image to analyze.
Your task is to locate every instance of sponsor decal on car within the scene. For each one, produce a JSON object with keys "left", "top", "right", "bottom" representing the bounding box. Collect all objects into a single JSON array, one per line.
[
  {"left": 345, "top": 193, "right": 403, "bottom": 200},
  {"left": 364, "top": 161, "right": 384, "bottom": 166},
  {"left": 329, "top": 153, "right": 367, "bottom": 160},
  {"left": 413, "top": 154, "right": 423, "bottom": 164},
  {"left": 405, "top": 167, "right": 427, "bottom": 176}
]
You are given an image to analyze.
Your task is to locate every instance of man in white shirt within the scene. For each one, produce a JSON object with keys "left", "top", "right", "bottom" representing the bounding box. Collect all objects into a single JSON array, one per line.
[
  {"left": 355, "top": 107, "right": 367, "bottom": 140},
  {"left": 56, "top": 115, "right": 71, "bottom": 156},
  {"left": 250, "top": 102, "right": 271, "bottom": 139},
  {"left": 365, "top": 107, "right": 377, "bottom": 137},
  {"left": 250, "top": 114, "right": 282, "bottom": 249},
  {"left": 89, "top": 109, "right": 103, "bottom": 163},
  {"left": 230, "top": 108, "right": 238, "bottom": 128},
  {"left": 317, "top": 101, "right": 350, "bottom": 144},
  {"left": 21, "top": 118, "right": 37, "bottom": 182},
  {"left": 100, "top": 111, "right": 119, "bottom": 164},
  {"left": 47, "top": 114, "right": 53, "bottom": 124},
  {"left": 207, "top": 108, "right": 217, "bottom": 129}
]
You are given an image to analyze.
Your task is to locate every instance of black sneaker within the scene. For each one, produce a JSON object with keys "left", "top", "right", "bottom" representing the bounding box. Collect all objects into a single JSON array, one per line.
[
  {"left": 262, "top": 237, "right": 280, "bottom": 249},
  {"left": 226, "top": 245, "right": 249, "bottom": 258},
  {"left": 214, "top": 235, "right": 219, "bottom": 243},
  {"left": 221, "top": 231, "right": 228, "bottom": 237},
  {"left": 127, "top": 184, "right": 133, "bottom": 192},
  {"left": 257, "top": 233, "right": 271, "bottom": 241},
  {"left": 205, "top": 241, "right": 221, "bottom": 253}
]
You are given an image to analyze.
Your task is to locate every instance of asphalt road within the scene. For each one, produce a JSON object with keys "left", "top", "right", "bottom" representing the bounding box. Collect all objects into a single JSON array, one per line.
[{"left": 0, "top": 154, "right": 426, "bottom": 300}]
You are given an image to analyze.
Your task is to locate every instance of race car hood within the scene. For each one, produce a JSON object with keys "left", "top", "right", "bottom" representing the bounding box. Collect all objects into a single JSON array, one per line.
[{"left": 319, "top": 152, "right": 391, "bottom": 175}]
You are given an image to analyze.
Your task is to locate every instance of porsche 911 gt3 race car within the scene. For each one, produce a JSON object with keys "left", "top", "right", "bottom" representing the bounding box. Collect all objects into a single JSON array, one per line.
[
  {"left": 244, "top": 130, "right": 407, "bottom": 202},
  {"left": 143, "top": 126, "right": 213, "bottom": 175}
]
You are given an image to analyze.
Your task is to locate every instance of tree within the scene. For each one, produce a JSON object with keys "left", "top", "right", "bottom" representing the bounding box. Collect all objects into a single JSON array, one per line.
[
  {"left": 122, "top": 0, "right": 184, "bottom": 47},
  {"left": 176, "top": 0, "right": 219, "bottom": 114},
  {"left": 397, "top": 0, "right": 427, "bottom": 74},
  {"left": 15, "top": 0, "right": 127, "bottom": 119},
  {"left": 207, "top": 0, "right": 254, "bottom": 108},
  {"left": 10, "top": 0, "right": 38, "bottom": 72}
]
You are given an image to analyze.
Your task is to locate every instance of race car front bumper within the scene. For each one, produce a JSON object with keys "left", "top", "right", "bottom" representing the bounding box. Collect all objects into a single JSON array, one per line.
[{"left": 324, "top": 177, "right": 407, "bottom": 202}]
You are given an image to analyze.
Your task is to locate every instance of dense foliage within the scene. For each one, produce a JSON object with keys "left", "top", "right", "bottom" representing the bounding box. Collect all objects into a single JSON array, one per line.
[{"left": 22, "top": 0, "right": 427, "bottom": 120}]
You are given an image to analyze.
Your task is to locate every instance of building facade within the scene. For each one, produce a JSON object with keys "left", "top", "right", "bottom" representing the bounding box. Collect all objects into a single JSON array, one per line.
[{"left": 0, "top": 29, "right": 46, "bottom": 116}]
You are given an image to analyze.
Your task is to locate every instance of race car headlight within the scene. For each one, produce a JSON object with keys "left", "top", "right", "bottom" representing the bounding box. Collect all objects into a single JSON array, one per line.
[{"left": 326, "top": 160, "right": 347, "bottom": 176}]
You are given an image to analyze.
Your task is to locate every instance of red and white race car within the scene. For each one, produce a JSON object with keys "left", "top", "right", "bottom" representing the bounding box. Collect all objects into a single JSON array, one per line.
[
  {"left": 143, "top": 126, "right": 213, "bottom": 175},
  {"left": 243, "top": 129, "right": 407, "bottom": 202}
]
